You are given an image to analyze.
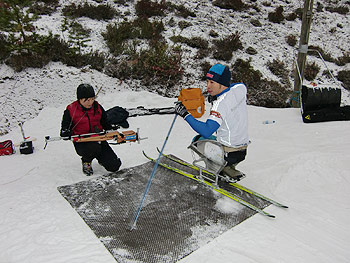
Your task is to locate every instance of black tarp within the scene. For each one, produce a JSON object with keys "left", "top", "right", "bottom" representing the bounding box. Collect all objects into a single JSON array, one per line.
[{"left": 58, "top": 155, "right": 270, "bottom": 263}]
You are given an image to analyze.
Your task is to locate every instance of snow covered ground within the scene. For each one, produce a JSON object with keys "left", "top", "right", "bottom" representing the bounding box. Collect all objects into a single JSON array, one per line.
[
  {"left": 1, "top": 0, "right": 350, "bottom": 261},
  {"left": 1, "top": 82, "right": 350, "bottom": 262}
]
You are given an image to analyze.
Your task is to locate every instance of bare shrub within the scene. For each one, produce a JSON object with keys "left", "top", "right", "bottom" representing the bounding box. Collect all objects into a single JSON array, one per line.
[
  {"left": 135, "top": 0, "right": 167, "bottom": 17},
  {"left": 212, "top": 32, "right": 243, "bottom": 61},
  {"left": 337, "top": 70, "right": 350, "bottom": 90},
  {"left": 213, "top": 0, "right": 248, "bottom": 11},
  {"left": 285, "top": 34, "right": 297, "bottom": 47},
  {"left": 268, "top": 6, "right": 285, "bottom": 23},
  {"left": 304, "top": 62, "right": 320, "bottom": 81},
  {"left": 232, "top": 59, "right": 289, "bottom": 108},
  {"left": 62, "top": 3, "right": 116, "bottom": 20}
]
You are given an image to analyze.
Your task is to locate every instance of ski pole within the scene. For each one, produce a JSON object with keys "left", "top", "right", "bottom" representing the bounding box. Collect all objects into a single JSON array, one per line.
[{"left": 130, "top": 114, "right": 178, "bottom": 231}]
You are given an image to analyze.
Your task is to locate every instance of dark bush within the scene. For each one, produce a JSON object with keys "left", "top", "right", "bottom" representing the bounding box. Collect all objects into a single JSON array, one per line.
[
  {"left": 268, "top": 6, "right": 285, "bottom": 23},
  {"left": 103, "top": 17, "right": 164, "bottom": 56},
  {"left": 213, "top": 0, "right": 247, "bottom": 11},
  {"left": 316, "top": 2, "right": 324, "bottom": 12},
  {"left": 6, "top": 52, "right": 49, "bottom": 72},
  {"left": 232, "top": 59, "right": 289, "bottom": 107},
  {"left": 246, "top": 46, "right": 257, "bottom": 55},
  {"left": 267, "top": 59, "right": 289, "bottom": 85},
  {"left": 62, "top": 3, "right": 116, "bottom": 20},
  {"left": 337, "top": 70, "right": 350, "bottom": 90},
  {"left": 325, "top": 5, "right": 349, "bottom": 15},
  {"left": 200, "top": 61, "right": 212, "bottom": 81},
  {"left": 167, "top": 2, "right": 196, "bottom": 18},
  {"left": 170, "top": 35, "right": 208, "bottom": 50},
  {"left": 135, "top": 0, "right": 167, "bottom": 18},
  {"left": 285, "top": 34, "right": 297, "bottom": 47},
  {"left": 105, "top": 42, "right": 184, "bottom": 93},
  {"left": 209, "top": 30, "right": 219, "bottom": 38},
  {"left": 295, "top": 8, "right": 303, "bottom": 19},
  {"left": 133, "top": 17, "right": 164, "bottom": 40},
  {"left": 308, "top": 45, "right": 336, "bottom": 63},
  {"left": 250, "top": 19, "right": 262, "bottom": 27},
  {"left": 212, "top": 32, "right": 243, "bottom": 61},
  {"left": 29, "top": 0, "right": 59, "bottom": 15},
  {"left": 336, "top": 52, "right": 350, "bottom": 66},
  {"left": 0, "top": 34, "right": 9, "bottom": 61},
  {"left": 285, "top": 12, "right": 297, "bottom": 21},
  {"left": 4, "top": 33, "right": 105, "bottom": 72},
  {"left": 304, "top": 62, "right": 320, "bottom": 81},
  {"left": 178, "top": 20, "right": 192, "bottom": 30}
]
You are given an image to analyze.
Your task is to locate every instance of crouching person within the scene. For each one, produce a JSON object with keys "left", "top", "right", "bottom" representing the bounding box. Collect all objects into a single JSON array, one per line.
[{"left": 60, "top": 84, "right": 122, "bottom": 176}]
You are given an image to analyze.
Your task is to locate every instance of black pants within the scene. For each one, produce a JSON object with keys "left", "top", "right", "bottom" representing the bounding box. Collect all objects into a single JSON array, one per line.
[
  {"left": 224, "top": 149, "right": 247, "bottom": 166},
  {"left": 73, "top": 141, "right": 121, "bottom": 172}
]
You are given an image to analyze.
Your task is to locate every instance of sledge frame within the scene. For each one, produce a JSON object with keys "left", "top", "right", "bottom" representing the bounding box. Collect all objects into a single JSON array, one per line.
[{"left": 187, "top": 139, "right": 227, "bottom": 186}]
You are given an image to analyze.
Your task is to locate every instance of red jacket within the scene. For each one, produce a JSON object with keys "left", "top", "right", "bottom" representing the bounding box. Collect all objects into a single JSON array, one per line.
[{"left": 67, "top": 101, "right": 103, "bottom": 135}]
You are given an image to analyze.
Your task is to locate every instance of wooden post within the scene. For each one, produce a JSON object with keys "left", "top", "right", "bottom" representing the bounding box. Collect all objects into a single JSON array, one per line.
[{"left": 291, "top": 0, "right": 314, "bottom": 108}]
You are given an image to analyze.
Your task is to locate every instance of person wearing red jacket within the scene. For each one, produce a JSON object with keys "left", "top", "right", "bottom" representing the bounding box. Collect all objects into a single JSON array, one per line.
[{"left": 60, "top": 84, "right": 121, "bottom": 175}]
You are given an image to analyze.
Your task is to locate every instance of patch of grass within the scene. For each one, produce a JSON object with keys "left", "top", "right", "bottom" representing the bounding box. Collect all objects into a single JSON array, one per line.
[
  {"left": 29, "top": 0, "right": 60, "bottom": 15},
  {"left": 285, "top": 34, "right": 297, "bottom": 47},
  {"left": 135, "top": 0, "right": 167, "bottom": 18},
  {"left": 5, "top": 33, "right": 105, "bottom": 72},
  {"left": 170, "top": 35, "right": 209, "bottom": 50},
  {"left": 336, "top": 52, "right": 350, "bottom": 66},
  {"left": 308, "top": 45, "right": 336, "bottom": 63},
  {"left": 62, "top": 3, "right": 116, "bottom": 20},
  {"left": 304, "top": 62, "right": 320, "bottom": 81},
  {"left": 178, "top": 20, "right": 192, "bottom": 30},
  {"left": 267, "top": 58, "right": 290, "bottom": 85},
  {"left": 325, "top": 5, "right": 349, "bottom": 15},
  {"left": 250, "top": 18, "right": 262, "bottom": 27},
  {"left": 0, "top": 34, "right": 9, "bottom": 62},
  {"left": 103, "top": 17, "right": 164, "bottom": 56},
  {"left": 337, "top": 70, "right": 350, "bottom": 90},
  {"left": 232, "top": 58, "right": 289, "bottom": 108},
  {"left": 167, "top": 2, "right": 196, "bottom": 18},
  {"left": 105, "top": 42, "right": 184, "bottom": 94},
  {"left": 246, "top": 46, "right": 257, "bottom": 55},
  {"left": 268, "top": 6, "right": 284, "bottom": 23},
  {"left": 213, "top": 0, "right": 248, "bottom": 11},
  {"left": 212, "top": 32, "right": 243, "bottom": 61}
]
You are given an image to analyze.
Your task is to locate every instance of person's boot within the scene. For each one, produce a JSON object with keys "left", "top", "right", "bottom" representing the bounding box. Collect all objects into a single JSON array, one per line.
[
  {"left": 222, "top": 165, "right": 244, "bottom": 181},
  {"left": 82, "top": 161, "right": 93, "bottom": 176}
]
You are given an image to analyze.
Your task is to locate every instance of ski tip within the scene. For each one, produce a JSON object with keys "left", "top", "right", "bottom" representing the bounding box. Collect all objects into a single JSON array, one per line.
[
  {"left": 281, "top": 205, "right": 289, "bottom": 209},
  {"left": 267, "top": 214, "right": 276, "bottom": 218}
]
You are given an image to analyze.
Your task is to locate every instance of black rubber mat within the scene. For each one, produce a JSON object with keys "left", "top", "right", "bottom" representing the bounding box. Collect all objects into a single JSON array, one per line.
[{"left": 58, "top": 155, "right": 270, "bottom": 262}]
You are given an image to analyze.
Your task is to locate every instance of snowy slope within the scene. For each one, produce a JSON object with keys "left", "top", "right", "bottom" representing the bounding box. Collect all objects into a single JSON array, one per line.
[
  {"left": 1, "top": 89, "right": 350, "bottom": 263},
  {"left": 1, "top": 0, "right": 350, "bottom": 134}
]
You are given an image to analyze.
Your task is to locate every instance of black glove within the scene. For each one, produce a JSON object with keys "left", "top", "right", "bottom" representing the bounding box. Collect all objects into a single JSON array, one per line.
[
  {"left": 208, "top": 95, "right": 217, "bottom": 103},
  {"left": 60, "top": 129, "right": 72, "bottom": 140},
  {"left": 175, "top": 101, "right": 189, "bottom": 118}
]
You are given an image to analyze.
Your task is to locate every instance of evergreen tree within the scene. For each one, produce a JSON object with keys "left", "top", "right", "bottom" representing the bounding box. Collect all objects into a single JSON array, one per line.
[{"left": 0, "top": 0, "right": 41, "bottom": 54}]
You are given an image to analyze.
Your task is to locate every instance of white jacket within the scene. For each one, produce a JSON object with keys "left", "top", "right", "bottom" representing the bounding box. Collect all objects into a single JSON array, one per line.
[{"left": 208, "top": 83, "right": 249, "bottom": 147}]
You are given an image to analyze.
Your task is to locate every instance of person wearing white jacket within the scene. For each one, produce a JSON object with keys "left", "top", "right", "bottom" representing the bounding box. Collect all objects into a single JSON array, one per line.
[{"left": 175, "top": 63, "right": 249, "bottom": 180}]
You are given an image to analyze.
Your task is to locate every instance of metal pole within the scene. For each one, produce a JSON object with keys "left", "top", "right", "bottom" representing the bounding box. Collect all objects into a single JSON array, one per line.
[
  {"left": 130, "top": 114, "right": 178, "bottom": 230},
  {"left": 292, "top": 0, "right": 314, "bottom": 108}
]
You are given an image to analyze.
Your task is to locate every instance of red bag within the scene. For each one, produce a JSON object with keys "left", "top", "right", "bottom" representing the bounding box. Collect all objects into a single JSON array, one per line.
[{"left": 0, "top": 140, "right": 14, "bottom": 156}]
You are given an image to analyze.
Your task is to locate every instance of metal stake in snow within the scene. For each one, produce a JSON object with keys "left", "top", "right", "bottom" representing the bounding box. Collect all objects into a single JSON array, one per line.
[{"left": 130, "top": 114, "right": 178, "bottom": 231}]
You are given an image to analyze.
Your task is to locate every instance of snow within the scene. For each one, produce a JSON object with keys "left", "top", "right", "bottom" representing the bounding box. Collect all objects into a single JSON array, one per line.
[
  {"left": 1, "top": 86, "right": 350, "bottom": 262},
  {"left": 1, "top": 0, "right": 350, "bottom": 262}
]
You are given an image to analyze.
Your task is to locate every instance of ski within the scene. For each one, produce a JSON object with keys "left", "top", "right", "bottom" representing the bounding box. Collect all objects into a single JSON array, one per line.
[
  {"left": 156, "top": 148, "right": 288, "bottom": 209},
  {"left": 143, "top": 151, "right": 275, "bottom": 218},
  {"left": 127, "top": 106, "right": 175, "bottom": 117}
]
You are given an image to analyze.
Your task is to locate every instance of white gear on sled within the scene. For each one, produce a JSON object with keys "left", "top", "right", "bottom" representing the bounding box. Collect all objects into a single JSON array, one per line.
[{"left": 188, "top": 139, "right": 227, "bottom": 185}]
